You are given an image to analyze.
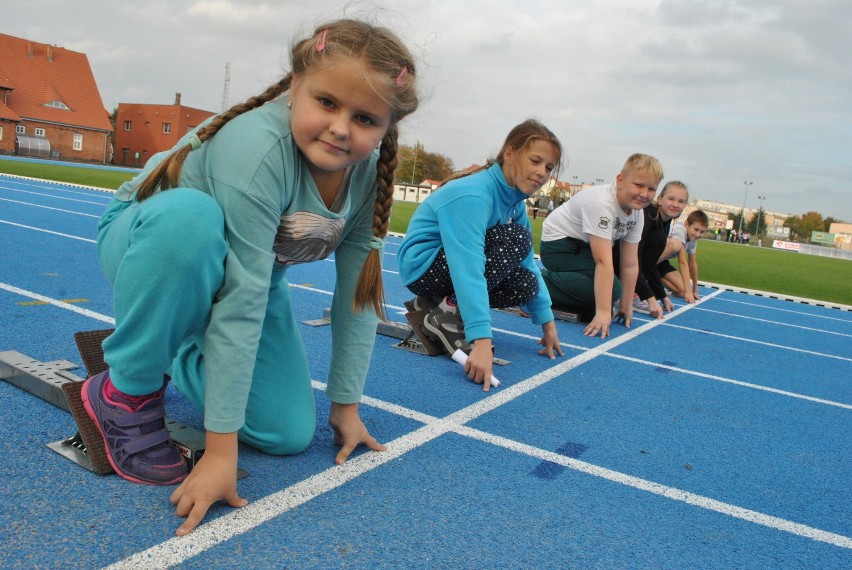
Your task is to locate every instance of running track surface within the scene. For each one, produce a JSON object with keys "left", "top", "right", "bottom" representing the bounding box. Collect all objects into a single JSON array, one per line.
[{"left": 1, "top": 172, "right": 850, "bottom": 569}]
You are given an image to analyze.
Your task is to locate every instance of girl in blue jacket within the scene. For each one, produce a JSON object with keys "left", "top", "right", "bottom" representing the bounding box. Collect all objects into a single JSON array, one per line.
[{"left": 398, "top": 120, "right": 564, "bottom": 391}]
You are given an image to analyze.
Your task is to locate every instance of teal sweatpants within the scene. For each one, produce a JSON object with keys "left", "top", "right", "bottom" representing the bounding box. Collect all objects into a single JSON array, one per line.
[
  {"left": 97, "top": 188, "right": 316, "bottom": 455},
  {"left": 539, "top": 237, "right": 622, "bottom": 316}
]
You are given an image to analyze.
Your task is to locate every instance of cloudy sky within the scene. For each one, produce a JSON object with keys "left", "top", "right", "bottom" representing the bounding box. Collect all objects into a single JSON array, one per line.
[{"left": 8, "top": 0, "right": 852, "bottom": 221}]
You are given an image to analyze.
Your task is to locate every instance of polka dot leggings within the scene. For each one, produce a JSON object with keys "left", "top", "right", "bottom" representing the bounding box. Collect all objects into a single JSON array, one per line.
[{"left": 407, "top": 223, "right": 538, "bottom": 308}]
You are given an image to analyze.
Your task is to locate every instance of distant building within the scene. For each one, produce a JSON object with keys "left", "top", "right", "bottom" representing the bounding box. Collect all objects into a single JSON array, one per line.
[
  {"left": 114, "top": 93, "right": 215, "bottom": 167},
  {"left": 0, "top": 33, "right": 113, "bottom": 163}
]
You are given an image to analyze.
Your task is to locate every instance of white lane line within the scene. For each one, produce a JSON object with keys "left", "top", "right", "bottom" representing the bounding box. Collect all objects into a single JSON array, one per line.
[
  {"left": 715, "top": 297, "right": 852, "bottom": 322},
  {"left": 692, "top": 306, "right": 852, "bottom": 338},
  {"left": 605, "top": 353, "right": 852, "bottom": 409},
  {"left": 0, "top": 219, "right": 96, "bottom": 243},
  {"left": 0, "top": 175, "right": 116, "bottom": 195},
  {"left": 107, "top": 293, "right": 722, "bottom": 568},
  {"left": 0, "top": 197, "right": 101, "bottom": 218},
  {"left": 0, "top": 283, "right": 115, "bottom": 324},
  {"left": 10, "top": 281, "right": 847, "bottom": 559},
  {"left": 661, "top": 322, "right": 852, "bottom": 362},
  {"left": 455, "top": 425, "right": 852, "bottom": 550},
  {"left": 0, "top": 186, "right": 108, "bottom": 205}
]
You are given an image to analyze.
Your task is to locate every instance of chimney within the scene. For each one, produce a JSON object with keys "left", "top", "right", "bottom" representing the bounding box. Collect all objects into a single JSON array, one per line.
[
  {"left": 47, "top": 45, "right": 53, "bottom": 62},
  {"left": 28, "top": 42, "right": 33, "bottom": 57},
  {"left": 175, "top": 92, "right": 181, "bottom": 106}
]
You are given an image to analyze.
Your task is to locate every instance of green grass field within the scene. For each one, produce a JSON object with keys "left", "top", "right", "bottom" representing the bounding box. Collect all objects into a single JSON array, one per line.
[
  {"left": 392, "top": 201, "right": 852, "bottom": 306},
  {"left": 0, "top": 158, "right": 137, "bottom": 189},
  {"left": 4, "top": 158, "right": 850, "bottom": 306}
]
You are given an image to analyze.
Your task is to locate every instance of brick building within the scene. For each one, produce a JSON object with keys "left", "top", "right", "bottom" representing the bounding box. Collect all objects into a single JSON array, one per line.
[
  {"left": 113, "top": 94, "right": 215, "bottom": 167},
  {"left": 0, "top": 33, "right": 112, "bottom": 163}
]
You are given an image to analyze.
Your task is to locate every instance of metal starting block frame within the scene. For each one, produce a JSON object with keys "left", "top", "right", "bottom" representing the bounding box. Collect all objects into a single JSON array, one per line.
[
  {"left": 302, "top": 308, "right": 511, "bottom": 366},
  {"left": 495, "top": 306, "right": 581, "bottom": 323},
  {"left": 0, "top": 348, "right": 246, "bottom": 478}
]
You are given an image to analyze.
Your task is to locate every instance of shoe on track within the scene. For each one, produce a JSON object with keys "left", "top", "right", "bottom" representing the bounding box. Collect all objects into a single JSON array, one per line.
[
  {"left": 81, "top": 370, "right": 187, "bottom": 485},
  {"left": 423, "top": 309, "right": 472, "bottom": 355}
]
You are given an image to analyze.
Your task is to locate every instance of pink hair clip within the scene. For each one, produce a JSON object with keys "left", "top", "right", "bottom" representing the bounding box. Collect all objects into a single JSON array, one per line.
[
  {"left": 396, "top": 66, "right": 408, "bottom": 87},
  {"left": 315, "top": 29, "right": 328, "bottom": 52}
]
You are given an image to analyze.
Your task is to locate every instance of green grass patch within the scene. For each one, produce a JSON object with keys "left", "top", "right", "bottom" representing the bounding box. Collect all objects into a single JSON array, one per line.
[
  {"left": 393, "top": 200, "right": 851, "bottom": 305},
  {"left": 0, "top": 158, "right": 136, "bottom": 190},
  {"left": 685, "top": 240, "right": 852, "bottom": 305}
]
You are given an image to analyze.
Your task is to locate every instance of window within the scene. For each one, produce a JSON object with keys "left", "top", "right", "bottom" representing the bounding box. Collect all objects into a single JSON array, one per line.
[
  {"left": 17, "top": 125, "right": 26, "bottom": 134},
  {"left": 162, "top": 122, "right": 172, "bottom": 134},
  {"left": 35, "top": 128, "right": 46, "bottom": 137},
  {"left": 43, "top": 100, "right": 70, "bottom": 110},
  {"left": 73, "top": 133, "right": 83, "bottom": 151},
  {"left": 124, "top": 120, "right": 132, "bottom": 131},
  {"left": 0, "top": 126, "right": 3, "bottom": 141}
]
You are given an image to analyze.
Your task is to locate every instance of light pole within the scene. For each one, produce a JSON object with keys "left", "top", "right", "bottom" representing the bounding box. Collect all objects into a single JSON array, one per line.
[
  {"left": 409, "top": 140, "right": 419, "bottom": 184},
  {"left": 754, "top": 195, "right": 766, "bottom": 246},
  {"left": 737, "top": 181, "right": 753, "bottom": 237}
]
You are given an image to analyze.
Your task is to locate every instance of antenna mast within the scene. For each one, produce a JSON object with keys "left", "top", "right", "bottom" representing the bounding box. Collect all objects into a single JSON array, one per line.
[{"left": 220, "top": 63, "right": 231, "bottom": 112}]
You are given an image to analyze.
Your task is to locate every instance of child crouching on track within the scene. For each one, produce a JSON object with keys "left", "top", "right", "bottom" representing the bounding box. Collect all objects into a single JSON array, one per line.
[
  {"left": 621, "top": 180, "right": 690, "bottom": 319},
  {"left": 397, "top": 120, "right": 564, "bottom": 391},
  {"left": 540, "top": 154, "right": 664, "bottom": 338},
  {"left": 658, "top": 210, "right": 709, "bottom": 302},
  {"left": 81, "top": 18, "right": 419, "bottom": 536}
]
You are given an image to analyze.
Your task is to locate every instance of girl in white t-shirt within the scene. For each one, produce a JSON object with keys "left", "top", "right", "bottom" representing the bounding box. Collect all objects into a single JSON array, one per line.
[{"left": 540, "top": 153, "right": 664, "bottom": 338}]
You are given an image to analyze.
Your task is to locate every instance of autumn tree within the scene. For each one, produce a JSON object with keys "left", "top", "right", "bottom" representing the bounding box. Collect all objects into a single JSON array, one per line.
[
  {"left": 784, "top": 211, "right": 825, "bottom": 242},
  {"left": 397, "top": 143, "right": 454, "bottom": 184}
]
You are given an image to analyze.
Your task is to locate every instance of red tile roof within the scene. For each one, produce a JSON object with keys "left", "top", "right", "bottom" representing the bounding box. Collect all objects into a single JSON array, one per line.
[{"left": 0, "top": 33, "right": 112, "bottom": 132}]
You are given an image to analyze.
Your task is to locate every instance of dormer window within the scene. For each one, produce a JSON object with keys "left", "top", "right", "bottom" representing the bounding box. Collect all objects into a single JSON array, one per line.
[{"left": 43, "top": 100, "right": 70, "bottom": 110}]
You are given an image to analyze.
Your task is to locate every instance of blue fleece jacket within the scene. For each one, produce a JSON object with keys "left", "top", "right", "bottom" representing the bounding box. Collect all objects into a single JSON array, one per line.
[{"left": 398, "top": 163, "right": 554, "bottom": 342}]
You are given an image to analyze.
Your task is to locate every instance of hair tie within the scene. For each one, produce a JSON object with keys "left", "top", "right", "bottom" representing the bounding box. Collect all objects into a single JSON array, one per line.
[
  {"left": 315, "top": 29, "right": 328, "bottom": 52},
  {"left": 187, "top": 134, "right": 202, "bottom": 151},
  {"left": 369, "top": 236, "right": 385, "bottom": 250},
  {"left": 396, "top": 66, "right": 409, "bottom": 87}
]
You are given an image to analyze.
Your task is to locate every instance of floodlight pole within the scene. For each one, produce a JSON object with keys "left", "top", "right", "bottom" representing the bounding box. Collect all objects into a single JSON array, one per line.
[
  {"left": 754, "top": 195, "right": 766, "bottom": 246},
  {"left": 737, "top": 181, "right": 753, "bottom": 237}
]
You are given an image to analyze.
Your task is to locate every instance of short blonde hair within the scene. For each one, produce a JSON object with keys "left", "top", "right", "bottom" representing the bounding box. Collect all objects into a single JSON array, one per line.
[{"left": 621, "top": 153, "right": 664, "bottom": 181}]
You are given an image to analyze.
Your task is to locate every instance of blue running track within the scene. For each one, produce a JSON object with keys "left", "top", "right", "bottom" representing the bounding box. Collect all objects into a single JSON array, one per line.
[{"left": 1, "top": 172, "right": 850, "bottom": 569}]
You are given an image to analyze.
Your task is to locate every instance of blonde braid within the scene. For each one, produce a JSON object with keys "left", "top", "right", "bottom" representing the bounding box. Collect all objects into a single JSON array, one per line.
[
  {"left": 135, "top": 75, "right": 293, "bottom": 202},
  {"left": 353, "top": 124, "right": 399, "bottom": 318}
]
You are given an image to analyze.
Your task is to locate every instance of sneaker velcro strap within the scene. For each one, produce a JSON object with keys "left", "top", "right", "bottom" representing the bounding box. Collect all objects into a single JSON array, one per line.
[
  {"left": 120, "top": 429, "right": 172, "bottom": 456},
  {"left": 109, "top": 406, "right": 165, "bottom": 428}
]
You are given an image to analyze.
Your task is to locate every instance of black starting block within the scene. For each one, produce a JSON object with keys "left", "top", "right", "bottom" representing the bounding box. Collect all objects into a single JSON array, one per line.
[{"left": 0, "top": 329, "right": 247, "bottom": 478}]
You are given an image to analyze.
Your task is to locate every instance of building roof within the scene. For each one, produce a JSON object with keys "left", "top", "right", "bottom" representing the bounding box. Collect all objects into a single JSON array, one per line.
[{"left": 0, "top": 33, "right": 112, "bottom": 132}]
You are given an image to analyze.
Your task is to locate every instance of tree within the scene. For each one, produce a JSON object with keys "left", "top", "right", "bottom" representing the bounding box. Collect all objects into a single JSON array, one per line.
[
  {"left": 823, "top": 217, "right": 840, "bottom": 232},
  {"left": 784, "top": 211, "right": 825, "bottom": 242},
  {"left": 729, "top": 211, "right": 742, "bottom": 232},
  {"left": 397, "top": 143, "right": 454, "bottom": 184},
  {"left": 746, "top": 209, "right": 767, "bottom": 236}
]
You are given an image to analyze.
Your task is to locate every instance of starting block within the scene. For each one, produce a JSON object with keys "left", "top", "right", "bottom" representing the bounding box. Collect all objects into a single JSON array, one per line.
[
  {"left": 495, "top": 306, "right": 581, "bottom": 323},
  {"left": 303, "top": 307, "right": 511, "bottom": 366},
  {"left": 0, "top": 329, "right": 247, "bottom": 478}
]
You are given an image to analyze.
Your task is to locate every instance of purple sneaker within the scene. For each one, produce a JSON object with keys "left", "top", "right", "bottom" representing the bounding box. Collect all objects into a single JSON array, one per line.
[{"left": 81, "top": 370, "right": 187, "bottom": 485}]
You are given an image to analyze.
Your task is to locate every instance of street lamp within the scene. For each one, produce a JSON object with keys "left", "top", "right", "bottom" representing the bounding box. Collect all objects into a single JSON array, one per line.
[
  {"left": 737, "top": 181, "right": 753, "bottom": 237},
  {"left": 754, "top": 195, "right": 766, "bottom": 246}
]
